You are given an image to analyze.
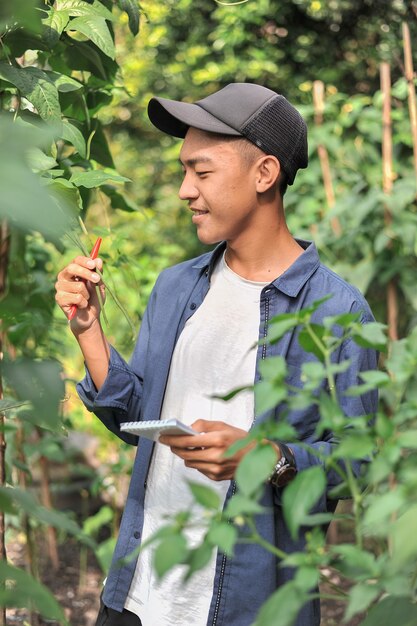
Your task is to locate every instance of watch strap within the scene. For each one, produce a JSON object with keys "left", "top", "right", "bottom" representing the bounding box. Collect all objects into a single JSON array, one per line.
[{"left": 268, "top": 441, "right": 297, "bottom": 488}]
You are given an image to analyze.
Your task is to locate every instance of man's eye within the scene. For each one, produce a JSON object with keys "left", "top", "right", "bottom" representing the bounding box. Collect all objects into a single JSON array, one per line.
[{"left": 196, "top": 171, "right": 210, "bottom": 177}]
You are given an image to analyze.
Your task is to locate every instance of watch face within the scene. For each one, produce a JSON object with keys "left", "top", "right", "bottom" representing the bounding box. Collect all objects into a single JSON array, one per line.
[
  {"left": 273, "top": 465, "right": 297, "bottom": 487},
  {"left": 279, "top": 466, "right": 297, "bottom": 486}
]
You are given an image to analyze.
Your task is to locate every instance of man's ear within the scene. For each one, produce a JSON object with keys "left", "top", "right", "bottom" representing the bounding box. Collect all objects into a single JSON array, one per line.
[{"left": 255, "top": 156, "right": 281, "bottom": 193}]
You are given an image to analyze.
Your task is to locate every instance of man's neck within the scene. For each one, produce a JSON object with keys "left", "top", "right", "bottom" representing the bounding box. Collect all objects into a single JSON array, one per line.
[{"left": 224, "top": 227, "right": 304, "bottom": 282}]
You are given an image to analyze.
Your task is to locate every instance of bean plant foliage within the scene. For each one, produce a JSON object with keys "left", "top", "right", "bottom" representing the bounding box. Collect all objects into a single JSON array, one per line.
[
  {"left": 0, "top": 0, "right": 141, "bottom": 621},
  {"left": 145, "top": 307, "right": 417, "bottom": 626}
]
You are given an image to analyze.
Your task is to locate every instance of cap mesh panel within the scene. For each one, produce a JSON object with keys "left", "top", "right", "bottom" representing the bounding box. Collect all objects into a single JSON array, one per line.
[{"left": 242, "top": 97, "right": 307, "bottom": 184}]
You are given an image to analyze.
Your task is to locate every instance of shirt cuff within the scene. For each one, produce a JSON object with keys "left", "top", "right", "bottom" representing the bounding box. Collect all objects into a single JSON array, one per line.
[{"left": 76, "top": 345, "right": 137, "bottom": 413}]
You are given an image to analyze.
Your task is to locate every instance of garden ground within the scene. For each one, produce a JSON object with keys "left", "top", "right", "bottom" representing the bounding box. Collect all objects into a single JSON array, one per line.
[{"left": 6, "top": 530, "right": 363, "bottom": 626}]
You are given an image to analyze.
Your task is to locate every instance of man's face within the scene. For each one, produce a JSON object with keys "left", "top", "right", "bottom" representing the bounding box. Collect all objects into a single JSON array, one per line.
[{"left": 178, "top": 128, "right": 260, "bottom": 246}]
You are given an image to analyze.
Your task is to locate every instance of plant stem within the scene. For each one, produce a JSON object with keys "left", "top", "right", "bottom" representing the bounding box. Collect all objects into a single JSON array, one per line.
[{"left": 245, "top": 517, "right": 288, "bottom": 560}]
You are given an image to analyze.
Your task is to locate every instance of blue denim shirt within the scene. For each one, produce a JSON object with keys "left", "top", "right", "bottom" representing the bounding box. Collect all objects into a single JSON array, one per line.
[{"left": 77, "top": 240, "right": 378, "bottom": 626}]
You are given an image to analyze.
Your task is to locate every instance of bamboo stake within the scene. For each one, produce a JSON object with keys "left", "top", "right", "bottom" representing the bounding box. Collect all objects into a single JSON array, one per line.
[
  {"left": 0, "top": 220, "right": 9, "bottom": 626},
  {"left": 0, "top": 363, "right": 6, "bottom": 626},
  {"left": 313, "top": 80, "right": 342, "bottom": 236},
  {"left": 380, "top": 62, "right": 399, "bottom": 342},
  {"left": 402, "top": 22, "right": 417, "bottom": 190},
  {"left": 37, "top": 444, "right": 59, "bottom": 571}
]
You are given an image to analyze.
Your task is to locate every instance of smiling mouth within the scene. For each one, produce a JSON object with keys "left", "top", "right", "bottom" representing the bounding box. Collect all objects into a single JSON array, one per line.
[{"left": 192, "top": 209, "right": 209, "bottom": 216}]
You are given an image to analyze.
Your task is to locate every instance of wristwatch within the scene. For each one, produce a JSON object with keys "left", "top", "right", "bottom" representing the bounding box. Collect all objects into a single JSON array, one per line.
[{"left": 268, "top": 442, "right": 297, "bottom": 488}]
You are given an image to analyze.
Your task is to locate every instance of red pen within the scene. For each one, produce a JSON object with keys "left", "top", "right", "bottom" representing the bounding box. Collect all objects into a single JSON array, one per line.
[{"left": 68, "top": 237, "right": 103, "bottom": 321}]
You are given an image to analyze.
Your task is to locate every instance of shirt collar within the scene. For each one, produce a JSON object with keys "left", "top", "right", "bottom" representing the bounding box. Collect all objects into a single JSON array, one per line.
[
  {"left": 192, "top": 239, "right": 320, "bottom": 297},
  {"left": 271, "top": 239, "right": 320, "bottom": 297},
  {"left": 191, "top": 242, "right": 226, "bottom": 275}
]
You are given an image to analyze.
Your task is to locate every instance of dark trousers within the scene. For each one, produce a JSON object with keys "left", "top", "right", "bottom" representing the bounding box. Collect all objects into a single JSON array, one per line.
[{"left": 95, "top": 598, "right": 143, "bottom": 626}]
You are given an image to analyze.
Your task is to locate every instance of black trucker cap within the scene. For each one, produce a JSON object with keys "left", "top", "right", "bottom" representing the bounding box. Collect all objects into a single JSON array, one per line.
[{"left": 147, "top": 83, "right": 308, "bottom": 185}]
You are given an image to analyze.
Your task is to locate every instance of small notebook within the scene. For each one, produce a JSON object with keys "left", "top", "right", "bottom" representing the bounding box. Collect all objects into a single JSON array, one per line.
[{"left": 120, "top": 419, "right": 197, "bottom": 441}]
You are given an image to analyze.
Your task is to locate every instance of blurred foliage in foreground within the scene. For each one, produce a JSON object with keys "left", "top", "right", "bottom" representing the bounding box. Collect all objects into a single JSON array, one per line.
[{"left": 145, "top": 306, "right": 417, "bottom": 626}]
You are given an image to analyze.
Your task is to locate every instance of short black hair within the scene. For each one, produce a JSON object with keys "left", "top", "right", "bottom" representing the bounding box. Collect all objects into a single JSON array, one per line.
[{"left": 221, "top": 136, "right": 289, "bottom": 198}]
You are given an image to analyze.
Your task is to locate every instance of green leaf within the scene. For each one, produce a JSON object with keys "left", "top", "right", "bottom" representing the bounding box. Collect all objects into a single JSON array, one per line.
[
  {"left": 263, "top": 317, "right": 299, "bottom": 344},
  {"left": 353, "top": 322, "right": 388, "bottom": 352},
  {"left": 43, "top": 177, "right": 83, "bottom": 213},
  {"left": 83, "top": 505, "right": 113, "bottom": 537},
  {"left": 254, "top": 582, "right": 308, "bottom": 626},
  {"left": 300, "top": 361, "right": 326, "bottom": 389},
  {"left": 0, "top": 562, "right": 68, "bottom": 622},
  {"left": 333, "top": 544, "right": 378, "bottom": 578},
  {"left": 0, "top": 487, "right": 92, "bottom": 545},
  {"left": 323, "top": 312, "right": 360, "bottom": 329},
  {"left": 0, "top": 119, "right": 73, "bottom": 243},
  {"left": 317, "top": 391, "right": 346, "bottom": 431},
  {"left": 22, "top": 68, "right": 61, "bottom": 121},
  {"left": 89, "top": 120, "right": 116, "bottom": 167},
  {"left": 61, "top": 119, "right": 87, "bottom": 156},
  {"left": 101, "top": 185, "right": 141, "bottom": 212},
  {"left": 3, "top": 358, "right": 65, "bottom": 430},
  {"left": 254, "top": 380, "right": 287, "bottom": 415},
  {"left": 345, "top": 370, "right": 391, "bottom": 396},
  {"left": 298, "top": 324, "right": 326, "bottom": 362},
  {"left": 154, "top": 534, "right": 188, "bottom": 579},
  {"left": 0, "top": 490, "right": 16, "bottom": 514},
  {"left": 207, "top": 522, "right": 237, "bottom": 555},
  {"left": 184, "top": 542, "right": 213, "bottom": 580},
  {"left": 26, "top": 147, "right": 58, "bottom": 172},
  {"left": 56, "top": 0, "right": 114, "bottom": 21},
  {"left": 395, "top": 430, "right": 417, "bottom": 448},
  {"left": 96, "top": 537, "right": 116, "bottom": 573},
  {"left": 282, "top": 466, "right": 326, "bottom": 539},
  {"left": 188, "top": 482, "right": 221, "bottom": 510},
  {"left": 211, "top": 385, "right": 250, "bottom": 402},
  {"left": 119, "top": 0, "right": 141, "bottom": 35},
  {"left": 42, "top": 7, "right": 70, "bottom": 47},
  {"left": 70, "top": 169, "right": 131, "bottom": 188},
  {"left": 258, "top": 355, "right": 287, "bottom": 382},
  {"left": 344, "top": 583, "right": 380, "bottom": 621},
  {"left": 63, "top": 39, "right": 109, "bottom": 80},
  {"left": 363, "top": 490, "right": 405, "bottom": 529},
  {"left": 235, "top": 443, "right": 277, "bottom": 497},
  {"left": 3, "top": 30, "right": 49, "bottom": 57},
  {"left": 65, "top": 16, "right": 115, "bottom": 60},
  {"left": 389, "top": 504, "right": 417, "bottom": 571},
  {"left": 333, "top": 433, "right": 375, "bottom": 459},
  {"left": 225, "top": 493, "right": 265, "bottom": 517},
  {"left": 0, "top": 63, "right": 61, "bottom": 121},
  {"left": 48, "top": 71, "right": 83, "bottom": 92},
  {"left": 361, "top": 596, "right": 417, "bottom": 626},
  {"left": 0, "top": 399, "right": 29, "bottom": 412}
]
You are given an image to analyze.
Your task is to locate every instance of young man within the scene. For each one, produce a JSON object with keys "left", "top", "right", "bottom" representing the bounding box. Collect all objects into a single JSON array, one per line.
[{"left": 55, "top": 83, "right": 377, "bottom": 626}]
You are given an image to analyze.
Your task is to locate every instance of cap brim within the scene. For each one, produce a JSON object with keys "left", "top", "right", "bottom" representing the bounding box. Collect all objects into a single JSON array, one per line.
[{"left": 148, "top": 97, "right": 242, "bottom": 138}]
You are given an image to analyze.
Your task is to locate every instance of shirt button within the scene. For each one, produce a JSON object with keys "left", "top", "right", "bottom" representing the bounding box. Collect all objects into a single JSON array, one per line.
[
  {"left": 190, "top": 303, "right": 197, "bottom": 310},
  {"left": 134, "top": 531, "right": 141, "bottom": 539}
]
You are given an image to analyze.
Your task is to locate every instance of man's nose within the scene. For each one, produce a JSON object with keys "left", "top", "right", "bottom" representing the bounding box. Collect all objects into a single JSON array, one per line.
[{"left": 178, "top": 172, "right": 199, "bottom": 201}]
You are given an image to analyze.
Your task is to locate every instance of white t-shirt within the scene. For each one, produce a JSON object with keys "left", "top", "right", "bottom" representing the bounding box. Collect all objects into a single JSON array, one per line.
[{"left": 124, "top": 254, "right": 268, "bottom": 625}]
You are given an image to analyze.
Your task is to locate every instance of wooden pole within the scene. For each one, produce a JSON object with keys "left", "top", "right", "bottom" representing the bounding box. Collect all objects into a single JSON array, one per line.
[
  {"left": 37, "top": 442, "right": 59, "bottom": 571},
  {"left": 402, "top": 22, "right": 417, "bottom": 190},
  {"left": 0, "top": 220, "right": 9, "bottom": 626},
  {"left": 313, "top": 80, "right": 342, "bottom": 236},
  {"left": 0, "top": 362, "right": 6, "bottom": 626},
  {"left": 380, "top": 62, "right": 399, "bottom": 342}
]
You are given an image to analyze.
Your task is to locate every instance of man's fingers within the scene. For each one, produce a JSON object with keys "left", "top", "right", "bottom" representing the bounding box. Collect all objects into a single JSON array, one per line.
[
  {"left": 55, "top": 290, "right": 89, "bottom": 310},
  {"left": 58, "top": 259, "right": 101, "bottom": 284},
  {"left": 192, "top": 419, "right": 224, "bottom": 432}
]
